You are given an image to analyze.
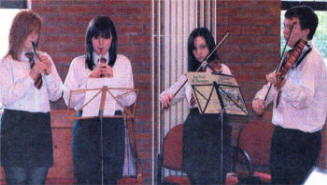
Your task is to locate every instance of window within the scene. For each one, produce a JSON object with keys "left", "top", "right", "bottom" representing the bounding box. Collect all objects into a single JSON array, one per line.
[
  {"left": 281, "top": 1, "right": 327, "bottom": 58},
  {"left": 0, "top": 1, "right": 28, "bottom": 109},
  {"left": 0, "top": 9, "right": 21, "bottom": 57},
  {"left": 0, "top": 0, "right": 28, "bottom": 57}
]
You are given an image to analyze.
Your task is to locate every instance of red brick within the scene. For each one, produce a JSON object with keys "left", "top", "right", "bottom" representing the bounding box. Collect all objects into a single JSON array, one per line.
[
  {"left": 34, "top": 6, "right": 59, "bottom": 14},
  {"left": 242, "top": 7, "right": 271, "bottom": 17},
  {"left": 230, "top": 15, "right": 257, "bottom": 25},
  {"left": 46, "top": 16, "right": 73, "bottom": 24},
  {"left": 229, "top": 36, "right": 256, "bottom": 45},
  {"left": 74, "top": 16, "right": 92, "bottom": 25},
  {"left": 227, "top": 1, "right": 257, "bottom": 8},
  {"left": 118, "top": 25, "right": 144, "bottom": 34},
  {"left": 217, "top": 25, "right": 241, "bottom": 35},
  {"left": 269, "top": 25, "right": 281, "bottom": 35},
  {"left": 256, "top": 17, "right": 280, "bottom": 25},
  {"left": 256, "top": 36, "right": 279, "bottom": 45},
  {"left": 242, "top": 45, "right": 267, "bottom": 55},
  {"left": 60, "top": 25, "right": 84, "bottom": 34},
  {"left": 130, "top": 35, "right": 150, "bottom": 44},
  {"left": 218, "top": 45, "right": 241, "bottom": 55},
  {"left": 217, "top": 7, "right": 240, "bottom": 16},
  {"left": 116, "top": 7, "right": 144, "bottom": 15},
  {"left": 119, "top": 45, "right": 146, "bottom": 55},
  {"left": 129, "top": 15, "right": 151, "bottom": 24},
  {"left": 46, "top": 35, "right": 74, "bottom": 43},
  {"left": 61, "top": 45, "right": 83, "bottom": 54},
  {"left": 242, "top": 25, "right": 267, "bottom": 35}
]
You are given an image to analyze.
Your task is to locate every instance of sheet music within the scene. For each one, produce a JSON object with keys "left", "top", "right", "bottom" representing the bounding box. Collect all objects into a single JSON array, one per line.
[
  {"left": 217, "top": 85, "right": 248, "bottom": 116},
  {"left": 187, "top": 72, "right": 222, "bottom": 114},
  {"left": 187, "top": 72, "right": 238, "bottom": 86},
  {"left": 187, "top": 72, "right": 248, "bottom": 116}
]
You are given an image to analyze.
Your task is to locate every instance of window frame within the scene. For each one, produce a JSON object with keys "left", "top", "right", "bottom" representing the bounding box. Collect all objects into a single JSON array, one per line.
[
  {"left": 281, "top": 1, "right": 327, "bottom": 11},
  {"left": 0, "top": 0, "right": 27, "bottom": 9}
]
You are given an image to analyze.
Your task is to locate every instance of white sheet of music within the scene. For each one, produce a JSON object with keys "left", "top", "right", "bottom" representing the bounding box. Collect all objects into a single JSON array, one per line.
[{"left": 82, "top": 78, "right": 118, "bottom": 117}]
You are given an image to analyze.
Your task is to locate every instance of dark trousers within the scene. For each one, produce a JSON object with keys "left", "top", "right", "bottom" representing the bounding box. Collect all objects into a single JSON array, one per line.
[
  {"left": 182, "top": 109, "right": 232, "bottom": 185},
  {"left": 72, "top": 111, "right": 125, "bottom": 185},
  {"left": 4, "top": 167, "right": 49, "bottom": 185},
  {"left": 270, "top": 126, "right": 321, "bottom": 185}
]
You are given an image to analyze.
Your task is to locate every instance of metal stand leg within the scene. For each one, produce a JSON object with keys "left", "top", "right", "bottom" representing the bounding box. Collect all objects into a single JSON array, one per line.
[
  {"left": 100, "top": 113, "right": 104, "bottom": 185},
  {"left": 220, "top": 109, "right": 225, "bottom": 185}
]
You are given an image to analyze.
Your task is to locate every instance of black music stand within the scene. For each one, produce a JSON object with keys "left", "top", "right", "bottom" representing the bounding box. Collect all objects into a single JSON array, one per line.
[
  {"left": 188, "top": 72, "right": 248, "bottom": 184},
  {"left": 68, "top": 81, "right": 142, "bottom": 185}
]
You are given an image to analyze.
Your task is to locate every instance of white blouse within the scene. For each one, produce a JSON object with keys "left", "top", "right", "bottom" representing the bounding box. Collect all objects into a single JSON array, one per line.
[
  {"left": 63, "top": 53, "right": 136, "bottom": 113},
  {"left": 0, "top": 52, "right": 63, "bottom": 113}
]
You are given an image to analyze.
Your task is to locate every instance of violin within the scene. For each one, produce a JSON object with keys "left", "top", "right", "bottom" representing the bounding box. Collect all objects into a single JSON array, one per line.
[
  {"left": 263, "top": 39, "right": 306, "bottom": 101},
  {"left": 204, "top": 60, "right": 222, "bottom": 74},
  {"left": 278, "top": 39, "right": 306, "bottom": 79}
]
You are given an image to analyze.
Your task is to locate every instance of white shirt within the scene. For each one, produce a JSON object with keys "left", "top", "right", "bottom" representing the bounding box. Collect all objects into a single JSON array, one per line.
[
  {"left": 0, "top": 52, "right": 63, "bottom": 113},
  {"left": 63, "top": 53, "right": 136, "bottom": 112},
  {"left": 160, "top": 63, "right": 232, "bottom": 108},
  {"left": 254, "top": 43, "right": 327, "bottom": 133}
]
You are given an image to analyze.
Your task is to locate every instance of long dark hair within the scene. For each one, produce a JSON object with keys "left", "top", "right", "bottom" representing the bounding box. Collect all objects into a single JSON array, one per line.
[
  {"left": 7, "top": 10, "right": 42, "bottom": 60},
  {"left": 187, "top": 27, "right": 218, "bottom": 72},
  {"left": 85, "top": 15, "right": 117, "bottom": 70}
]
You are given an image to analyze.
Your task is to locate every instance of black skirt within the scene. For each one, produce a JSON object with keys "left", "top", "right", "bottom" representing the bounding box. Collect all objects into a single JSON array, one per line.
[
  {"left": 182, "top": 108, "right": 232, "bottom": 184},
  {"left": 0, "top": 109, "right": 53, "bottom": 167},
  {"left": 72, "top": 111, "right": 125, "bottom": 184}
]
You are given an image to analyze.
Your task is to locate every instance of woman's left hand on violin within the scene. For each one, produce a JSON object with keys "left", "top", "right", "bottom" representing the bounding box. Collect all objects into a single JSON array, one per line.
[{"left": 266, "top": 71, "right": 286, "bottom": 89}]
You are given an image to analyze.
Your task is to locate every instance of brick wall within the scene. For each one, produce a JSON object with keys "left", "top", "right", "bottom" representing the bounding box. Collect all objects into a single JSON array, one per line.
[
  {"left": 216, "top": 0, "right": 327, "bottom": 170},
  {"left": 31, "top": 0, "right": 153, "bottom": 184}
]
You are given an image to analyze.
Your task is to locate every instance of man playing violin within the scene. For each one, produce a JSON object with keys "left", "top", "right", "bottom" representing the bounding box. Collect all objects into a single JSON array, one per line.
[{"left": 252, "top": 5, "right": 327, "bottom": 185}]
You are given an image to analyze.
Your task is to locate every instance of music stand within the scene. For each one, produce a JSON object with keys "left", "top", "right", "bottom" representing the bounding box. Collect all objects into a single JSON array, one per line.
[
  {"left": 67, "top": 79, "right": 143, "bottom": 185},
  {"left": 187, "top": 72, "right": 248, "bottom": 184}
]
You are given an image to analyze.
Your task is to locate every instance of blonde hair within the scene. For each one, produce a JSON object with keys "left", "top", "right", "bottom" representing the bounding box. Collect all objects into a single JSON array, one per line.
[{"left": 7, "top": 10, "right": 42, "bottom": 60}]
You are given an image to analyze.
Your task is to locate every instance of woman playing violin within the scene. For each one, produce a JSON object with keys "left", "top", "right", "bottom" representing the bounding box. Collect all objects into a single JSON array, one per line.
[
  {"left": 0, "top": 10, "right": 63, "bottom": 185},
  {"left": 160, "top": 27, "right": 233, "bottom": 185},
  {"left": 252, "top": 5, "right": 327, "bottom": 184}
]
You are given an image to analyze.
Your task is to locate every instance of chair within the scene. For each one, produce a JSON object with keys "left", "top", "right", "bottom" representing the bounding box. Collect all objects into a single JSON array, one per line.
[
  {"left": 157, "top": 123, "right": 238, "bottom": 185},
  {"left": 157, "top": 124, "right": 190, "bottom": 185},
  {"left": 232, "top": 120, "right": 274, "bottom": 184}
]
